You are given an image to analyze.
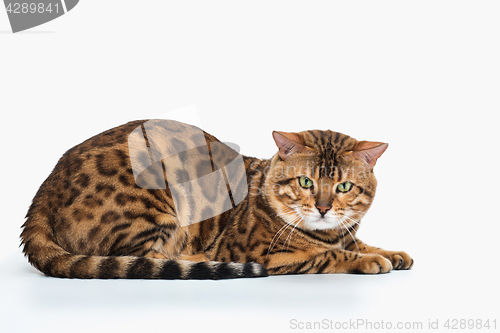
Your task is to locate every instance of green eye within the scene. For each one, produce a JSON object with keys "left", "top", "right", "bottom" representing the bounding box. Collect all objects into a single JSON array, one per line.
[
  {"left": 299, "top": 176, "right": 313, "bottom": 189},
  {"left": 337, "top": 181, "right": 353, "bottom": 193}
]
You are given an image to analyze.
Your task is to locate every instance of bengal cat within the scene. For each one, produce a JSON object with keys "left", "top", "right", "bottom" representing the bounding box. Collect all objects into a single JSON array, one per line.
[{"left": 21, "top": 119, "right": 413, "bottom": 279}]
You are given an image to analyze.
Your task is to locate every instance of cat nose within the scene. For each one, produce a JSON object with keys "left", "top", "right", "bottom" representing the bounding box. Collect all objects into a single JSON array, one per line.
[{"left": 316, "top": 205, "right": 331, "bottom": 217}]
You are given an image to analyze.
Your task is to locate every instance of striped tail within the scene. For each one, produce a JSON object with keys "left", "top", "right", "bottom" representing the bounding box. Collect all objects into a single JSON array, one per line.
[
  {"left": 37, "top": 253, "right": 268, "bottom": 280},
  {"left": 21, "top": 209, "right": 267, "bottom": 280}
]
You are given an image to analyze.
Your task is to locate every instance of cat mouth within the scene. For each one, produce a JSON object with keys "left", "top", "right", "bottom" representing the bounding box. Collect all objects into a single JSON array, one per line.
[
  {"left": 303, "top": 216, "right": 341, "bottom": 230},
  {"left": 310, "top": 217, "right": 331, "bottom": 223}
]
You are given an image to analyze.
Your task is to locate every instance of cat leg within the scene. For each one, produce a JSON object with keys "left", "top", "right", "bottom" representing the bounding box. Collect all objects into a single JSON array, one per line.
[
  {"left": 264, "top": 249, "right": 393, "bottom": 275},
  {"left": 126, "top": 230, "right": 183, "bottom": 260},
  {"left": 143, "top": 249, "right": 209, "bottom": 261},
  {"left": 143, "top": 250, "right": 168, "bottom": 259},
  {"left": 345, "top": 238, "right": 413, "bottom": 270},
  {"left": 178, "top": 253, "right": 210, "bottom": 262}
]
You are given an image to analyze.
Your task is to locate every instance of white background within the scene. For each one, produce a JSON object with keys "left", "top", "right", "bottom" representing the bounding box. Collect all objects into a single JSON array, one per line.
[{"left": 1, "top": 1, "right": 499, "bottom": 332}]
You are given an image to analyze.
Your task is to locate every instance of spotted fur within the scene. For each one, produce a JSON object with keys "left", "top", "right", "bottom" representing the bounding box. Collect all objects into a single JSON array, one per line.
[
  {"left": 184, "top": 130, "right": 413, "bottom": 275},
  {"left": 21, "top": 120, "right": 412, "bottom": 279}
]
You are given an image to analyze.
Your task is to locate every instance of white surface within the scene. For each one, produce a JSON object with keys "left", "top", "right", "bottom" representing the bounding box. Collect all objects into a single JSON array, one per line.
[
  {"left": 1, "top": 248, "right": 497, "bottom": 333},
  {"left": 1, "top": 1, "right": 499, "bottom": 332}
]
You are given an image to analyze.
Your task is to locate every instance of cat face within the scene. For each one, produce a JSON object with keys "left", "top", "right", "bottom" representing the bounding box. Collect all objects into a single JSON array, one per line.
[{"left": 264, "top": 130, "right": 388, "bottom": 231}]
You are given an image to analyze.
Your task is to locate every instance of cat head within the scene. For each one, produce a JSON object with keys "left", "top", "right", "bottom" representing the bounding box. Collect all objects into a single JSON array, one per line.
[{"left": 264, "top": 130, "right": 388, "bottom": 231}]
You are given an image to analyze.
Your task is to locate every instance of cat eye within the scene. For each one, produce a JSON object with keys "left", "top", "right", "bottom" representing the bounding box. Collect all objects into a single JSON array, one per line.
[
  {"left": 337, "top": 181, "right": 353, "bottom": 193},
  {"left": 299, "top": 176, "right": 313, "bottom": 189}
]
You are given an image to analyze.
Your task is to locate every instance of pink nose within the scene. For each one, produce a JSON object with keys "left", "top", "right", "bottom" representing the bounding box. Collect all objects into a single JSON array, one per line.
[{"left": 316, "top": 205, "right": 331, "bottom": 216}]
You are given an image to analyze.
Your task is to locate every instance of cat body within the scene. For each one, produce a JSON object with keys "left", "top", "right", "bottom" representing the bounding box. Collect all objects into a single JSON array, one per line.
[{"left": 21, "top": 120, "right": 412, "bottom": 279}]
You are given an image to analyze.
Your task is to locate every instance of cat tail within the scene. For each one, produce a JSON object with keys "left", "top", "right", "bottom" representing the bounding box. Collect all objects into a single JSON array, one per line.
[{"left": 20, "top": 209, "right": 268, "bottom": 280}]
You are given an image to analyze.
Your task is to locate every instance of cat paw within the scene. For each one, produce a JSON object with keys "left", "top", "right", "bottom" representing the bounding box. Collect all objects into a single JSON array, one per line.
[
  {"left": 356, "top": 254, "right": 393, "bottom": 274},
  {"left": 384, "top": 251, "right": 413, "bottom": 270}
]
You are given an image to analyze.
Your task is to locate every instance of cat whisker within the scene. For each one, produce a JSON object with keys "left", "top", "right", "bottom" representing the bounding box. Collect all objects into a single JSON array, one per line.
[
  {"left": 344, "top": 215, "right": 362, "bottom": 226},
  {"left": 276, "top": 215, "right": 302, "bottom": 255},
  {"left": 266, "top": 221, "right": 292, "bottom": 258},
  {"left": 349, "top": 209, "right": 367, "bottom": 215},
  {"left": 266, "top": 214, "right": 301, "bottom": 259},
  {"left": 344, "top": 215, "right": 392, "bottom": 258},
  {"left": 282, "top": 212, "right": 304, "bottom": 254},
  {"left": 339, "top": 217, "right": 360, "bottom": 254}
]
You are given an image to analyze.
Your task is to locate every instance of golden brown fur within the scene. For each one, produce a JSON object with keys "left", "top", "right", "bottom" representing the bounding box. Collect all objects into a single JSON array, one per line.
[
  {"left": 21, "top": 120, "right": 412, "bottom": 279},
  {"left": 184, "top": 130, "right": 413, "bottom": 275}
]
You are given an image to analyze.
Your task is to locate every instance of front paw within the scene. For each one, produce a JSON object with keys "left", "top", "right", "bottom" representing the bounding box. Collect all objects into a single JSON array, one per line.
[
  {"left": 356, "top": 254, "right": 393, "bottom": 274},
  {"left": 383, "top": 251, "right": 413, "bottom": 270}
]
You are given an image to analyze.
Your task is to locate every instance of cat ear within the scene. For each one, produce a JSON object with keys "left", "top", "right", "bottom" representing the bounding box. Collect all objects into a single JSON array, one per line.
[
  {"left": 350, "top": 141, "right": 388, "bottom": 168},
  {"left": 272, "top": 131, "right": 312, "bottom": 160}
]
